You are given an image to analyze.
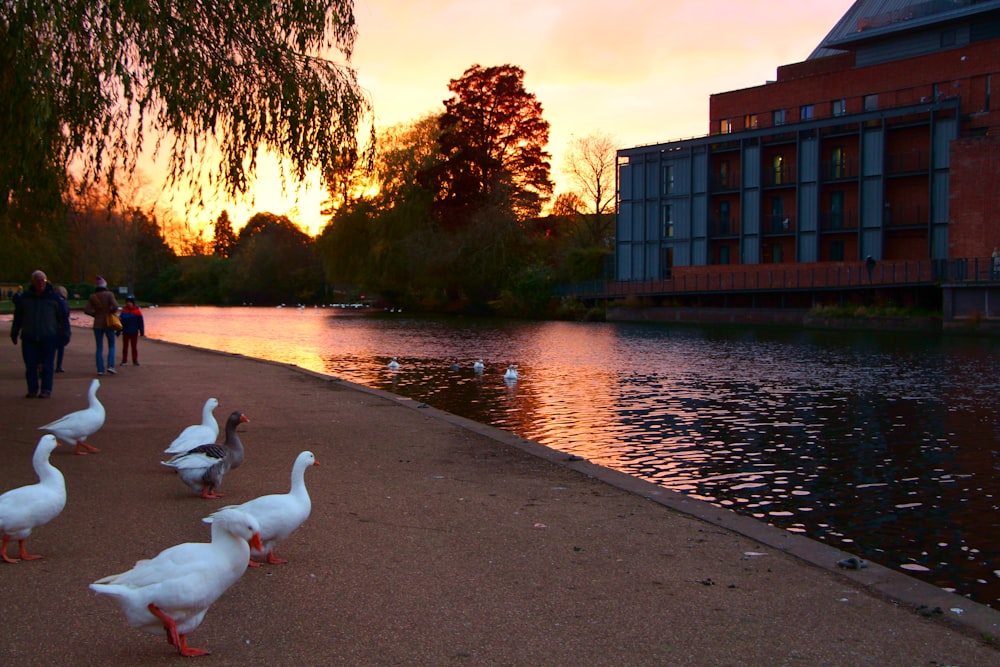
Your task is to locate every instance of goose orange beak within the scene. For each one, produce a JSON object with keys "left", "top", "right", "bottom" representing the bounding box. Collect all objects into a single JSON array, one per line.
[{"left": 249, "top": 532, "right": 264, "bottom": 552}]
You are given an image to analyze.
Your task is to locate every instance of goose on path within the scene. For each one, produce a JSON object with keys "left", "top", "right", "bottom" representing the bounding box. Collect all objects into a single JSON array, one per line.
[
  {"left": 89, "top": 508, "right": 263, "bottom": 657},
  {"left": 206, "top": 450, "right": 319, "bottom": 566},
  {"left": 39, "top": 378, "right": 105, "bottom": 455},
  {"left": 0, "top": 435, "right": 65, "bottom": 563},
  {"left": 163, "top": 398, "right": 220, "bottom": 454},
  {"left": 160, "top": 412, "right": 249, "bottom": 499}
]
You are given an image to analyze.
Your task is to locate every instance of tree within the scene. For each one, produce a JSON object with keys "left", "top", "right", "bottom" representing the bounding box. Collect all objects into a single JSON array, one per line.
[
  {"left": 423, "top": 64, "right": 553, "bottom": 227},
  {"left": 562, "top": 132, "right": 618, "bottom": 248},
  {"left": 551, "top": 192, "right": 586, "bottom": 218},
  {"left": 317, "top": 115, "right": 441, "bottom": 304},
  {"left": 0, "top": 0, "right": 371, "bottom": 219},
  {"left": 225, "top": 213, "right": 323, "bottom": 304},
  {"left": 563, "top": 133, "right": 618, "bottom": 216},
  {"left": 212, "top": 211, "right": 237, "bottom": 259}
]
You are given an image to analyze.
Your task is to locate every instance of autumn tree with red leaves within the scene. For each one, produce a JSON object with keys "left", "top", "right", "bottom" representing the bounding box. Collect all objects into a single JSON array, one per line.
[{"left": 423, "top": 64, "right": 553, "bottom": 228}]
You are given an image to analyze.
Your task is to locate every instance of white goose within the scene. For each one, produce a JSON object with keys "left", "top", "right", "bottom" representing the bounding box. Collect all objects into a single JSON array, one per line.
[
  {"left": 163, "top": 398, "right": 220, "bottom": 454},
  {"left": 504, "top": 364, "right": 519, "bottom": 382},
  {"left": 387, "top": 357, "right": 400, "bottom": 370},
  {"left": 39, "top": 378, "right": 105, "bottom": 455},
  {"left": 473, "top": 359, "right": 485, "bottom": 373},
  {"left": 206, "top": 450, "right": 319, "bottom": 566},
  {"left": 89, "top": 508, "right": 263, "bottom": 658},
  {"left": 161, "top": 412, "right": 249, "bottom": 499},
  {"left": 0, "top": 435, "right": 65, "bottom": 563}
]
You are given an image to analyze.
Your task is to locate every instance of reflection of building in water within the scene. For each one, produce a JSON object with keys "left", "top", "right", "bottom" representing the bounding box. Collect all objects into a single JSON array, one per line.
[{"left": 616, "top": 0, "right": 1000, "bottom": 304}]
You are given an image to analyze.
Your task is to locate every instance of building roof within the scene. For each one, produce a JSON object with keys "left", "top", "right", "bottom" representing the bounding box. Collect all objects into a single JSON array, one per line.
[{"left": 809, "top": 0, "right": 1000, "bottom": 59}]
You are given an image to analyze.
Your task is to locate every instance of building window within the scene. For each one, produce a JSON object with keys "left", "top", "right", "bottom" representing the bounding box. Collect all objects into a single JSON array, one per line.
[
  {"left": 986, "top": 74, "right": 992, "bottom": 111},
  {"left": 831, "top": 146, "right": 845, "bottom": 179},
  {"left": 772, "top": 154, "right": 785, "bottom": 185},
  {"left": 771, "top": 243, "right": 783, "bottom": 263},
  {"left": 718, "top": 160, "right": 731, "bottom": 189},
  {"left": 941, "top": 29, "right": 956, "bottom": 48},
  {"left": 661, "top": 247, "right": 673, "bottom": 279},
  {"left": 863, "top": 94, "right": 878, "bottom": 111},
  {"left": 718, "top": 245, "right": 730, "bottom": 265},
  {"left": 831, "top": 99, "right": 846, "bottom": 116},
  {"left": 719, "top": 201, "right": 731, "bottom": 235},
  {"left": 720, "top": 118, "right": 733, "bottom": 134},
  {"left": 830, "top": 240, "right": 845, "bottom": 262},
  {"left": 661, "top": 204, "right": 674, "bottom": 239},
  {"left": 773, "top": 109, "right": 786, "bottom": 126},
  {"left": 800, "top": 104, "right": 814, "bottom": 120},
  {"left": 744, "top": 114, "right": 758, "bottom": 130},
  {"left": 830, "top": 191, "right": 844, "bottom": 229},
  {"left": 661, "top": 164, "right": 674, "bottom": 195},
  {"left": 771, "top": 196, "right": 784, "bottom": 231}
]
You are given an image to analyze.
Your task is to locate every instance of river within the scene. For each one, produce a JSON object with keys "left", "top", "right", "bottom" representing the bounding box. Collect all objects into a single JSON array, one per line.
[{"left": 123, "top": 305, "right": 1000, "bottom": 607}]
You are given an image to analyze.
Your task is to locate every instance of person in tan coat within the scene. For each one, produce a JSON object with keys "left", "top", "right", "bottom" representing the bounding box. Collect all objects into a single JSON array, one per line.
[{"left": 83, "top": 275, "right": 120, "bottom": 375}]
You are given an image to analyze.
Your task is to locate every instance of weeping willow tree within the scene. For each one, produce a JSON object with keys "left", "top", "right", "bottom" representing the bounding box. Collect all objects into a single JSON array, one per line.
[{"left": 0, "top": 0, "right": 372, "bottom": 278}]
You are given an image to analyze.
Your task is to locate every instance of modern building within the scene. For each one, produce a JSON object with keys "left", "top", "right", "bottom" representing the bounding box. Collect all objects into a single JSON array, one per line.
[{"left": 614, "top": 0, "right": 1000, "bottom": 309}]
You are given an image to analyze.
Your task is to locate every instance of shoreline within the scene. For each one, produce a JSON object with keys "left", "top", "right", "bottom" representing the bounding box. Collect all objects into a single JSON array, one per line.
[{"left": 2, "top": 321, "right": 999, "bottom": 664}]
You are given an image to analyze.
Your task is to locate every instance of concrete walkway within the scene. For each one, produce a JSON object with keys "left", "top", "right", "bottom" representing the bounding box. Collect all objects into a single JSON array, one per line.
[{"left": 1, "top": 320, "right": 998, "bottom": 666}]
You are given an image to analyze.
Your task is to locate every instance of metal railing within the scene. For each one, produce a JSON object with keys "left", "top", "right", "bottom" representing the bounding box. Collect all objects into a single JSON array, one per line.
[{"left": 555, "top": 257, "right": 999, "bottom": 300}]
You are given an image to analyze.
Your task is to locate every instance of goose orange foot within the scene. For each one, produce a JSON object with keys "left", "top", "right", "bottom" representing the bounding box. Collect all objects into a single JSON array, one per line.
[
  {"left": 199, "top": 487, "right": 223, "bottom": 499},
  {"left": 17, "top": 540, "right": 42, "bottom": 560},
  {"left": 148, "top": 603, "right": 210, "bottom": 657},
  {"left": 74, "top": 442, "right": 100, "bottom": 455},
  {"left": 1, "top": 536, "right": 19, "bottom": 563}
]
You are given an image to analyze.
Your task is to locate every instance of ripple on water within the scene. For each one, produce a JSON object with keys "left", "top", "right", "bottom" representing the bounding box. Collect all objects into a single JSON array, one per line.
[{"left": 141, "top": 308, "right": 1000, "bottom": 608}]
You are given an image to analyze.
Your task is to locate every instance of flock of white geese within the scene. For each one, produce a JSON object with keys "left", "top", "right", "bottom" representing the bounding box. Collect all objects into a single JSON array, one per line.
[
  {"left": 0, "top": 382, "right": 318, "bottom": 657},
  {"left": 388, "top": 357, "right": 519, "bottom": 383}
]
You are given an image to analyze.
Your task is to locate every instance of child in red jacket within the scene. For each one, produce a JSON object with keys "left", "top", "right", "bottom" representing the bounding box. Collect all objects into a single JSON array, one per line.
[{"left": 119, "top": 296, "right": 145, "bottom": 366}]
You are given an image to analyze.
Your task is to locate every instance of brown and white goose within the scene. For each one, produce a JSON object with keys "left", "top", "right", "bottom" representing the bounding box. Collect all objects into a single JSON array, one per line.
[{"left": 160, "top": 411, "right": 249, "bottom": 499}]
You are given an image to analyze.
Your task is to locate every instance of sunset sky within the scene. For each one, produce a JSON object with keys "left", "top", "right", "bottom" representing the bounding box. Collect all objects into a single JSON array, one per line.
[{"left": 172, "top": 0, "right": 856, "bottom": 237}]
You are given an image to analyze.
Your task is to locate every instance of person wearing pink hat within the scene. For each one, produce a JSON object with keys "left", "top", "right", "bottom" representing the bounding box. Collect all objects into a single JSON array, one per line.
[{"left": 83, "top": 275, "right": 120, "bottom": 375}]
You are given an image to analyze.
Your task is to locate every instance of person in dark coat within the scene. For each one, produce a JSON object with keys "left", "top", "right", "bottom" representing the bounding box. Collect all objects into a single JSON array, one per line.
[
  {"left": 119, "top": 295, "right": 145, "bottom": 366},
  {"left": 10, "top": 270, "right": 71, "bottom": 398},
  {"left": 54, "top": 285, "right": 70, "bottom": 372}
]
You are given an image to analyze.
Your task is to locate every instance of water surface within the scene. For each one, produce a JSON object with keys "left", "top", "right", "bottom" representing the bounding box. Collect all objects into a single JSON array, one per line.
[{"left": 133, "top": 306, "right": 1000, "bottom": 606}]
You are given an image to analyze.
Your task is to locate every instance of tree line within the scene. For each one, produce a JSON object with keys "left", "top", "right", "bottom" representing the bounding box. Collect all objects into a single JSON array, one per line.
[{"left": 2, "top": 3, "right": 614, "bottom": 317}]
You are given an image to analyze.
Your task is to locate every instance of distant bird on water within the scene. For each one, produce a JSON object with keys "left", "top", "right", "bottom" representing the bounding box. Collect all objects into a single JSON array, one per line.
[
  {"left": 504, "top": 364, "right": 518, "bottom": 382},
  {"left": 387, "top": 357, "right": 400, "bottom": 371},
  {"left": 473, "top": 359, "right": 485, "bottom": 374}
]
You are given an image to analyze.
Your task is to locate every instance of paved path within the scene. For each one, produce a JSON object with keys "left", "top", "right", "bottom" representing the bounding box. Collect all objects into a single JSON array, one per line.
[{"left": 1, "top": 321, "right": 999, "bottom": 665}]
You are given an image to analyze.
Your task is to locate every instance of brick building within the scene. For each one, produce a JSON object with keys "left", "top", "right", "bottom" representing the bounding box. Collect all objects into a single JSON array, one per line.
[{"left": 615, "top": 0, "right": 1000, "bottom": 296}]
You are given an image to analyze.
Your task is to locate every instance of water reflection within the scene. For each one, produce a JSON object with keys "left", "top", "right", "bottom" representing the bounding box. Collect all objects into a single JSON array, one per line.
[{"left": 139, "top": 307, "right": 1000, "bottom": 607}]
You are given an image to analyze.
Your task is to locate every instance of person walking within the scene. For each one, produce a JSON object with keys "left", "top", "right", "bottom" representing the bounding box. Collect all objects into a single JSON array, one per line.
[
  {"left": 54, "top": 285, "right": 70, "bottom": 372},
  {"left": 119, "top": 295, "right": 145, "bottom": 366},
  {"left": 10, "top": 270, "right": 71, "bottom": 398},
  {"left": 83, "top": 275, "right": 120, "bottom": 376}
]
